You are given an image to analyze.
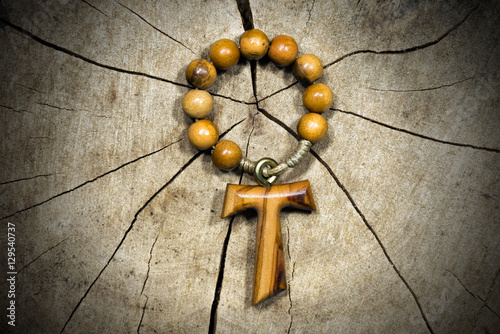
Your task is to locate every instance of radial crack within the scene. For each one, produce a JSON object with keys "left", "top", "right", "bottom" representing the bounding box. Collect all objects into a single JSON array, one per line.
[
  {"left": 0, "top": 104, "right": 30, "bottom": 114},
  {"left": 211, "top": 92, "right": 255, "bottom": 105},
  {"left": 137, "top": 295, "right": 148, "bottom": 334},
  {"left": 257, "top": 81, "right": 299, "bottom": 104},
  {"left": 59, "top": 117, "right": 246, "bottom": 333},
  {"left": 287, "top": 262, "right": 295, "bottom": 334},
  {"left": 141, "top": 235, "right": 159, "bottom": 295},
  {"left": 80, "top": 0, "right": 109, "bottom": 18},
  {"left": 0, "top": 18, "right": 191, "bottom": 89},
  {"left": 0, "top": 174, "right": 51, "bottom": 186},
  {"left": 324, "top": 1, "right": 481, "bottom": 69},
  {"left": 447, "top": 269, "right": 476, "bottom": 298},
  {"left": 306, "top": 0, "right": 316, "bottom": 26},
  {"left": 236, "top": 0, "right": 254, "bottom": 31},
  {"left": 286, "top": 224, "right": 294, "bottom": 334},
  {"left": 1, "top": 138, "right": 182, "bottom": 221},
  {"left": 471, "top": 266, "right": 500, "bottom": 330},
  {"left": 257, "top": 106, "right": 299, "bottom": 141},
  {"left": 59, "top": 150, "right": 204, "bottom": 333},
  {"left": 36, "top": 102, "right": 76, "bottom": 112},
  {"left": 137, "top": 234, "right": 158, "bottom": 333},
  {"left": 367, "top": 76, "right": 474, "bottom": 93},
  {"left": 17, "top": 237, "right": 69, "bottom": 274},
  {"left": 208, "top": 215, "right": 235, "bottom": 334},
  {"left": 335, "top": 108, "right": 500, "bottom": 153},
  {"left": 310, "top": 149, "right": 435, "bottom": 334},
  {"left": 115, "top": 1, "right": 194, "bottom": 54}
]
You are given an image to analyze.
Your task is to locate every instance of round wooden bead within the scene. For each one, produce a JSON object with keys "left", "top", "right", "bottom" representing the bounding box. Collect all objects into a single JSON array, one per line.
[
  {"left": 188, "top": 119, "right": 219, "bottom": 150},
  {"left": 302, "top": 83, "right": 333, "bottom": 113},
  {"left": 292, "top": 54, "right": 323, "bottom": 85},
  {"left": 297, "top": 113, "right": 328, "bottom": 143},
  {"left": 209, "top": 39, "right": 240, "bottom": 70},
  {"left": 239, "top": 29, "right": 269, "bottom": 60},
  {"left": 212, "top": 140, "right": 242, "bottom": 171},
  {"left": 182, "top": 89, "right": 213, "bottom": 119},
  {"left": 186, "top": 58, "right": 217, "bottom": 89},
  {"left": 268, "top": 35, "right": 298, "bottom": 67}
]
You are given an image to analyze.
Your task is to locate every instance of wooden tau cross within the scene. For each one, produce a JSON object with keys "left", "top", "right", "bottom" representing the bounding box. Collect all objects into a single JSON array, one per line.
[{"left": 221, "top": 180, "right": 316, "bottom": 305}]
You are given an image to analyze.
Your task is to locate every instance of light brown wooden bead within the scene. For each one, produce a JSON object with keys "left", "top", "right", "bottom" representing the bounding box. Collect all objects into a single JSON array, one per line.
[
  {"left": 186, "top": 58, "right": 217, "bottom": 89},
  {"left": 209, "top": 39, "right": 240, "bottom": 70},
  {"left": 212, "top": 140, "right": 242, "bottom": 171},
  {"left": 182, "top": 89, "right": 213, "bottom": 119},
  {"left": 302, "top": 83, "right": 333, "bottom": 113},
  {"left": 240, "top": 29, "right": 269, "bottom": 60},
  {"left": 292, "top": 54, "right": 323, "bottom": 85},
  {"left": 297, "top": 113, "right": 328, "bottom": 143},
  {"left": 188, "top": 119, "right": 219, "bottom": 150},
  {"left": 268, "top": 35, "right": 298, "bottom": 67}
]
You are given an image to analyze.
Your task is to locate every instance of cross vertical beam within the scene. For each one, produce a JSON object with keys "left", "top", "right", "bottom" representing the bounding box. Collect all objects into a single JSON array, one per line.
[{"left": 221, "top": 180, "right": 316, "bottom": 305}]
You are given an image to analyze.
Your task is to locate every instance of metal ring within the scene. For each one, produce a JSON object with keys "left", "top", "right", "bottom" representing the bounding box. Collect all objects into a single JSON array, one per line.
[{"left": 253, "top": 158, "right": 278, "bottom": 187}]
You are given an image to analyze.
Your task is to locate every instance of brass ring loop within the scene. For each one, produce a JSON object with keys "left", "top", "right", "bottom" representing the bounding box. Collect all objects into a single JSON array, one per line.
[{"left": 253, "top": 158, "right": 278, "bottom": 188}]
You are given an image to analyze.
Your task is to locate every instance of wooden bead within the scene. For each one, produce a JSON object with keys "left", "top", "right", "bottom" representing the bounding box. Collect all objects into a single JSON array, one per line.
[
  {"left": 186, "top": 58, "right": 217, "bottom": 89},
  {"left": 209, "top": 39, "right": 240, "bottom": 70},
  {"left": 302, "top": 83, "right": 333, "bottom": 113},
  {"left": 240, "top": 29, "right": 269, "bottom": 60},
  {"left": 188, "top": 119, "right": 219, "bottom": 150},
  {"left": 292, "top": 54, "right": 323, "bottom": 85},
  {"left": 268, "top": 35, "right": 298, "bottom": 67},
  {"left": 212, "top": 140, "right": 242, "bottom": 171},
  {"left": 297, "top": 113, "right": 328, "bottom": 143},
  {"left": 182, "top": 89, "right": 213, "bottom": 119}
]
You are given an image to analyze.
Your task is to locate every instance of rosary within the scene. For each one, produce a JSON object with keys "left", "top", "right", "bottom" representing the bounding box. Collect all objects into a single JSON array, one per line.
[{"left": 182, "top": 29, "right": 331, "bottom": 305}]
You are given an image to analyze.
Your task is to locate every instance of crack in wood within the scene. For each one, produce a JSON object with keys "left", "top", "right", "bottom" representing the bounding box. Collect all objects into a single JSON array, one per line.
[
  {"left": 447, "top": 269, "right": 476, "bottom": 299},
  {"left": 0, "top": 17, "right": 191, "bottom": 89},
  {"left": 80, "top": 0, "right": 109, "bottom": 18},
  {"left": 136, "top": 234, "right": 158, "bottom": 333},
  {"left": 470, "top": 266, "right": 500, "bottom": 331},
  {"left": 324, "top": 1, "right": 482, "bottom": 69},
  {"left": 140, "top": 234, "right": 159, "bottom": 295},
  {"left": 257, "top": 1, "right": 482, "bottom": 102},
  {"left": 208, "top": 216, "right": 235, "bottom": 334},
  {"left": 136, "top": 295, "right": 148, "bottom": 334},
  {"left": 309, "top": 148, "right": 435, "bottom": 334},
  {"left": 287, "top": 262, "right": 296, "bottom": 334},
  {"left": 211, "top": 92, "right": 255, "bottom": 105},
  {"left": 0, "top": 138, "right": 183, "bottom": 221},
  {"left": 115, "top": 1, "right": 195, "bottom": 54},
  {"left": 366, "top": 76, "right": 475, "bottom": 93},
  {"left": 236, "top": 0, "right": 254, "bottom": 31},
  {"left": 36, "top": 102, "right": 77, "bottom": 112},
  {"left": 0, "top": 174, "right": 52, "bottom": 186},
  {"left": 256, "top": 106, "right": 300, "bottom": 141},
  {"left": 257, "top": 81, "right": 299, "bottom": 104},
  {"left": 59, "top": 150, "right": 204, "bottom": 333},
  {"left": 17, "top": 237, "right": 69, "bottom": 274},
  {"left": 55, "top": 118, "right": 245, "bottom": 333},
  {"left": 286, "top": 224, "right": 294, "bottom": 334},
  {"left": 306, "top": 0, "right": 316, "bottom": 26},
  {"left": 447, "top": 269, "right": 500, "bottom": 326},
  {"left": 334, "top": 108, "right": 500, "bottom": 153},
  {"left": 15, "top": 83, "right": 45, "bottom": 94},
  {"left": 0, "top": 104, "right": 31, "bottom": 114}
]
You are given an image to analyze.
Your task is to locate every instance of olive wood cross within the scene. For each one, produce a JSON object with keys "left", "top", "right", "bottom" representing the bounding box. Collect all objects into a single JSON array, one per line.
[{"left": 221, "top": 180, "right": 316, "bottom": 305}]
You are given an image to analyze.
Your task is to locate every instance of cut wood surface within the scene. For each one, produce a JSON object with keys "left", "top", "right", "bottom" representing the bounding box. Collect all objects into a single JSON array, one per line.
[{"left": 0, "top": 0, "right": 499, "bottom": 333}]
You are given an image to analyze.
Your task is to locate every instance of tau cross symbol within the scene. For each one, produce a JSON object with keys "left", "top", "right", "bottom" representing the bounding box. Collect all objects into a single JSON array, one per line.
[{"left": 221, "top": 180, "right": 316, "bottom": 305}]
